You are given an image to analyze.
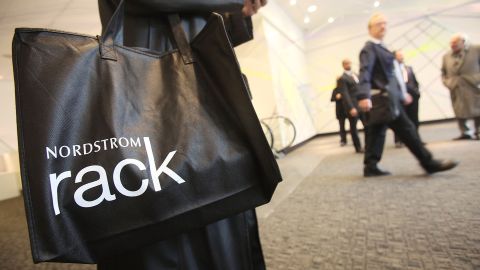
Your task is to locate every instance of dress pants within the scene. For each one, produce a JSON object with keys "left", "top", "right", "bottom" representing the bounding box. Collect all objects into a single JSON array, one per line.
[
  {"left": 97, "top": 210, "right": 265, "bottom": 270},
  {"left": 339, "top": 116, "right": 362, "bottom": 150},
  {"left": 394, "top": 97, "right": 419, "bottom": 143},
  {"left": 338, "top": 117, "right": 347, "bottom": 143},
  {"left": 404, "top": 97, "right": 419, "bottom": 128},
  {"left": 364, "top": 107, "right": 432, "bottom": 169}
]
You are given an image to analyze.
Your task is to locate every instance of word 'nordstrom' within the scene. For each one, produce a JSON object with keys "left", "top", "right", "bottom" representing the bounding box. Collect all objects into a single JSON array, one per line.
[{"left": 49, "top": 137, "right": 187, "bottom": 215}]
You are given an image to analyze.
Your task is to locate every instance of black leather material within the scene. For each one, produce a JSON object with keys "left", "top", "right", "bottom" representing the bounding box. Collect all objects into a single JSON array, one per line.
[
  {"left": 365, "top": 91, "right": 398, "bottom": 126},
  {"left": 12, "top": 0, "right": 281, "bottom": 264}
]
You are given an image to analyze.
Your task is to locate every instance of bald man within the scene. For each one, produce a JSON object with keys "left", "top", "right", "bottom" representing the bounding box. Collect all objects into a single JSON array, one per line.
[
  {"left": 336, "top": 58, "right": 363, "bottom": 153},
  {"left": 355, "top": 13, "right": 457, "bottom": 177},
  {"left": 441, "top": 33, "right": 480, "bottom": 140}
]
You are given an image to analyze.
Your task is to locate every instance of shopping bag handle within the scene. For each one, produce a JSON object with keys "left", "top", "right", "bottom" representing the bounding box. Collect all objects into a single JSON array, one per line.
[
  {"left": 99, "top": 0, "right": 195, "bottom": 64},
  {"left": 167, "top": 14, "right": 194, "bottom": 64}
]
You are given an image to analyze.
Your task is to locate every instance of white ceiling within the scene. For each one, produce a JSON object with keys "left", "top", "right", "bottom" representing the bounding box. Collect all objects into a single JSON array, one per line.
[
  {"left": 0, "top": 0, "right": 479, "bottom": 82},
  {"left": 277, "top": 0, "right": 480, "bottom": 33},
  {"left": 0, "top": 0, "right": 101, "bottom": 82}
]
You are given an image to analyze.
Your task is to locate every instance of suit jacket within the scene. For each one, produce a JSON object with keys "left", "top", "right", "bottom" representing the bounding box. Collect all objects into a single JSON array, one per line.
[
  {"left": 404, "top": 65, "right": 420, "bottom": 98},
  {"left": 441, "top": 45, "right": 480, "bottom": 118},
  {"left": 337, "top": 72, "right": 359, "bottom": 114},
  {"left": 356, "top": 41, "right": 402, "bottom": 113}
]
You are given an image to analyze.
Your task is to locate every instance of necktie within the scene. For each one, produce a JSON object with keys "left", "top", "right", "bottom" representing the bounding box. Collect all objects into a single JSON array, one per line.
[
  {"left": 401, "top": 65, "right": 408, "bottom": 83},
  {"left": 352, "top": 73, "right": 359, "bottom": 83}
]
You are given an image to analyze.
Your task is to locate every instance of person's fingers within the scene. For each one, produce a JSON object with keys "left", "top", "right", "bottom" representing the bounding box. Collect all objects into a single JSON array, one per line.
[
  {"left": 252, "top": 0, "right": 261, "bottom": 12},
  {"left": 242, "top": 4, "right": 254, "bottom": 16},
  {"left": 242, "top": 0, "right": 256, "bottom": 16}
]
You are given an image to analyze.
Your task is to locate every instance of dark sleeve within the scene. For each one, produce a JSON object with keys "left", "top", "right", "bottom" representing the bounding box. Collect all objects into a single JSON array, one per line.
[
  {"left": 337, "top": 77, "right": 354, "bottom": 112},
  {"left": 98, "top": 0, "right": 253, "bottom": 47},
  {"left": 223, "top": 12, "right": 254, "bottom": 46},
  {"left": 409, "top": 66, "right": 419, "bottom": 89},
  {"left": 357, "top": 42, "right": 376, "bottom": 100},
  {"left": 331, "top": 88, "right": 338, "bottom": 102}
]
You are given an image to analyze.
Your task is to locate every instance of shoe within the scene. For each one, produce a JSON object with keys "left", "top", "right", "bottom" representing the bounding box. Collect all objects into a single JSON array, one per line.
[
  {"left": 364, "top": 166, "right": 391, "bottom": 177},
  {"left": 355, "top": 148, "right": 365, "bottom": 153},
  {"left": 453, "top": 134, "right": 473, "bottom": 140},
  {"left": 395, "top": 142, "right": 403, "bottom": 148},
  {"left": 424, "top": 159, "right": 459, "bottom": 174},
  {"left": 340, "top": 141, "right": 347, "bottom": 147}
]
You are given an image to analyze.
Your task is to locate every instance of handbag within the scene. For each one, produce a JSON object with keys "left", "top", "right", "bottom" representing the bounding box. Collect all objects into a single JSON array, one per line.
[
  {"left": 12, "top": 1, "right": 281, "bottom": 263},
  {"left": 365, "top": 91, "right": 399, "bottom": 125}
]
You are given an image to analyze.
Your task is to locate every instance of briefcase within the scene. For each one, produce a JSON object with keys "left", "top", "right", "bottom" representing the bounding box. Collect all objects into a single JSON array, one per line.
[{"left": 366, "top": 91, "right": 399, "bottom": 126}]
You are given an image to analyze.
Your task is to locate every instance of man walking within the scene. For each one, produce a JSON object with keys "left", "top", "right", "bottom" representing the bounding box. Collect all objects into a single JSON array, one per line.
[
  {"left": 337, "top": 58, "right": 364, "bottom": 153},
  {"left": 331, "top": 85, "right": 348, "bottom": 147},
  {"left": 393, "top": 50, "right": 422, "bottom": 147},
  {"left": 356, "top": 13, "right": 457, "bottom": 177},
  {"left": 441, "top": 33, "right": 480, "bottom": 140}
]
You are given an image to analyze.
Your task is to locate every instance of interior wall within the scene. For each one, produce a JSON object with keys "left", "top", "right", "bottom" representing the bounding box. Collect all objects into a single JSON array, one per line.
[
  {"left": 0, "top": 81, "right": 17, "bottom": 151},
  {"left": 236, "top": 1, "right": 317, "bottom": 146}
]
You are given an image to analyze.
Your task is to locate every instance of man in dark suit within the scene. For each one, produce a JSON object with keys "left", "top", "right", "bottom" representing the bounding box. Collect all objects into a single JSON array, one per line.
[
  {"left": 97, "top": 1, "right": 269, "bottom": 270},
  {"left": 356, "top": 13, "right": 458, "bottom": 177},
  {"left": 336, "top": 59, "right": 364, "bottom": 153},
  {"left": 393, "top": 50, "right": 422, "bottom": 147},
  {"left": 331, "top": 86, "right": 348, "bottom": 146}
]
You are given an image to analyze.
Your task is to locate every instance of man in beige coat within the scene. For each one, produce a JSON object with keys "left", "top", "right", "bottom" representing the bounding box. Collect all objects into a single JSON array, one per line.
[{"left": 441, "top": 33, "right": 480, "bottom": 140}]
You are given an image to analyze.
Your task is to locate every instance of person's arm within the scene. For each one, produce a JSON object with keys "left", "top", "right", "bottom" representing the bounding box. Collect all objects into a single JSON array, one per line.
[
  {"left": 124, "top": 0, "right": 244, "bottom": 13},
  {"left": 100, "top": 0, "right": 259, "bottom": 47},
  {"left": 331, "top": 88, "right": 338, "bottom": 102},
  {"left": 409, "top": 66, "right": 420, "bottom": 96},
  {"left": 441, "top": 55, "right": 456, "bottom": 90},
  {"left": 459, "top": 45, "right": 480, "bottom": 87}
]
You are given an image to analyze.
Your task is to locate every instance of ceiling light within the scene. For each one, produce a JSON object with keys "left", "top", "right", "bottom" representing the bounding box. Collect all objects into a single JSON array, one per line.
[
  {"left": 307, "top": 5, "right": 317, "bottom": 13},
  {"left": 290, "top": 0, "right": 297, "bottom": 6},
  {"left": 327, "top": 17, "right": 335, "bottom": 23},
  {"left": 304, "top": 16, "right": 310, "bottom": 24},
  {"left": 374, "top": 1, "right": 380, "bottom": 7}
]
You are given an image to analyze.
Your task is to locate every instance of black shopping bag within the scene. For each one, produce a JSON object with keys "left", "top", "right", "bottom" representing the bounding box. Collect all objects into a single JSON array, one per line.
[{"left": 12, "top": 1, "right": 281, "bottom": 263}]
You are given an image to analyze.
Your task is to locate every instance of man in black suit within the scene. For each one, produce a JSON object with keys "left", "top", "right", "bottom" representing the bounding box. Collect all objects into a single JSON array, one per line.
[
  {"left": 356, "top": 13, "right": 458, "bottom": 177},
  {"left": 331, "top": 86, "right": 348, "bottom": 146},
  {"left": 393, "top": 50, "right": 422, "bottom": 147},
  {"left": 336, "top": 59, "right": 364, "bottom": 153}
]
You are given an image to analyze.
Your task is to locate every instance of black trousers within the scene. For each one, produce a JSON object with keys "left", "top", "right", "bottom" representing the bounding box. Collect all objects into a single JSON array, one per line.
[
  {"left": 97, "top": 210, "right": 265, "bottom": 270},
  {"left": 338, "top": 116, "right": 362, "bottom": 150},
  {"left": 365, "top": 106, "right": 432, "bottom": 169},
  {"left": 394, "top": 97, "right": 419, "bottom": 143}
]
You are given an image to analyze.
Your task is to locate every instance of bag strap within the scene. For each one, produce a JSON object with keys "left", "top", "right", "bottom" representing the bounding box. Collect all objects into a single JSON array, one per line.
[
  {"left": 99, "top": 0, "right": 125, "bottom": 61},
  {"left": 99, "top": 0, "right": 195, "bottom": 64},
  {"left": 167, "top": 14, "right": 195, "bottom": 64}
]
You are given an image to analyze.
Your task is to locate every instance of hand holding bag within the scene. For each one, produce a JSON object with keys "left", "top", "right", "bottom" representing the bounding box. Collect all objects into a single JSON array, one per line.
[
  {"left": 365, "top": 90, "right": 399, "bottom": 126},
  {"left": 13, "top": 0, "right": 281, "bottom": 263}
]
